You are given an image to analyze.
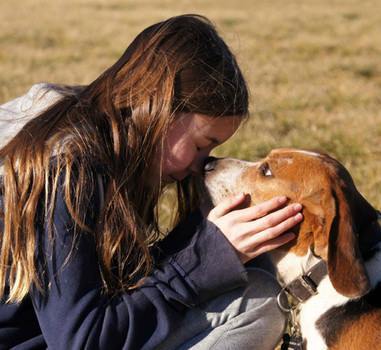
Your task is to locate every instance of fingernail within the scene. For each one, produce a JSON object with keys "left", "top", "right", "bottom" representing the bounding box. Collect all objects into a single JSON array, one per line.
[
  {"left": 294, "top": 213, "right": 303, "bottom": 220},
  {"left": 293, "top": 203, "right": 302, "bottom": 211},
  {"left": 278, "top": 196, "right": 287, "bottom": 203}
]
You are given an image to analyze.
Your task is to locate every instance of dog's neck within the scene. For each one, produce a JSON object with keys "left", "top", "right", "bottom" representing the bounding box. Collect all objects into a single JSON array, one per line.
[
  {"left": 269, "top": 247, "right": 321, "bottom": 286},
  {"left": 269, "top": 211, "right": 381, "bottom": 286},
  {"left": 300, "top": 240, "right": 381, "bottom": 350},
  {"left": 269, "top": 249, "right": 333, "bottom": 350},
  {"left": 268, "top": 213, "right": 381, "bottom": 350},
  {"left": 269, "top": 227, "right": 381, "bottom": 350}
]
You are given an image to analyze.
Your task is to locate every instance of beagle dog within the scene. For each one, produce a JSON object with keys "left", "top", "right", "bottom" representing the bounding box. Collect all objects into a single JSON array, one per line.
[{"left": 203, "top": 148, "right": 381, "bottom": 350}]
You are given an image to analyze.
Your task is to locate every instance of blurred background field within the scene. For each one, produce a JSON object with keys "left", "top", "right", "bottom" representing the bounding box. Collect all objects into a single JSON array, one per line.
[{"left": 1, "top": 0, "right": 380, "bottom": 213}]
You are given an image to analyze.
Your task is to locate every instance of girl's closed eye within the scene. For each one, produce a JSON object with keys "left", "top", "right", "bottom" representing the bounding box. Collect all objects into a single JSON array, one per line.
[
  {"left": 196, "top": 136, "right": 220, "bottom": 151},
  {"left": 196, "top": 142, "right": 213, "bottom": 152},
  {"left": 196, "top": 143, "right": 211, "bottom": 151}
]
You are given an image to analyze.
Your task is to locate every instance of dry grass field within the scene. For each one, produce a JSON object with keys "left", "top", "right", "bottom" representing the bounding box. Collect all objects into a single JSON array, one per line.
[
  {"left": 0, "top": 0, "right": 380, "bottom": 348},
  {"left": 1, "top": 0, "right": 380, "bottom": 211}
]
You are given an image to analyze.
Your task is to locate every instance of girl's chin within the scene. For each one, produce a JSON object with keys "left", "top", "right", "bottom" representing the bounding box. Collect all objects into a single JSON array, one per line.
[
  {"left": 160, "top": 176, "right": 177, "bottom": 187},
  {"left": 168, "top": 175, "right": 178, "bottom": 182}
]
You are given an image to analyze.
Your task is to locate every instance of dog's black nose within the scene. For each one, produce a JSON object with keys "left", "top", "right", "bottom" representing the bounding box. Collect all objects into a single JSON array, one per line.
[{"left": 204, "top": 156, "right": 218, "bottom": 172}]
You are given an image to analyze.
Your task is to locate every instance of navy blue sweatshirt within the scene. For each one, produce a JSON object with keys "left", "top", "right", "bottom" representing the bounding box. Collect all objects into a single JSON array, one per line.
[{"left": 0, "top": 169, "right": 248, "bottom": 349}]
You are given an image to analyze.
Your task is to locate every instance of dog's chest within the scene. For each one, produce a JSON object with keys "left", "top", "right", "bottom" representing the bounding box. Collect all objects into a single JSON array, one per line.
[
  {"left": 298, "top": 244, "right": 381, "bottom": 350},
  {"left": 272, "top": 252, "right": 348, "bottom": 350},
  {"left": 299, "top": 277, "right": 349, "bottom": 350}
]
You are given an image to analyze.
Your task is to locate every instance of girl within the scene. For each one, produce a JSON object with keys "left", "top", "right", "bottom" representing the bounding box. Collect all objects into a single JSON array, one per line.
[{"left": 0, "top": 15, "right": 302, "bottom": 349}]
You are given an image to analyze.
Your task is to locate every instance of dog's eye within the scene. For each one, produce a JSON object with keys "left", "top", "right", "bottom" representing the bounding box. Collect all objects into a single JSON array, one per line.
[{"left": 259, "top": 162, "right": 273, "bottom": 177}]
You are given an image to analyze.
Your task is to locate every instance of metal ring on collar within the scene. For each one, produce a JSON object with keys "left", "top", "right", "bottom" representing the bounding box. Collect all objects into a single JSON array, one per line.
[{"left": 277, "top": 288, "right": 294, "bottom": 313}]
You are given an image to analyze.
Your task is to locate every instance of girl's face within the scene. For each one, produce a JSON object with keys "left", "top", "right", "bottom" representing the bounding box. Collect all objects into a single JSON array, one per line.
[{"left": 151, "top": 113, "right": 242, "bottom": 186}]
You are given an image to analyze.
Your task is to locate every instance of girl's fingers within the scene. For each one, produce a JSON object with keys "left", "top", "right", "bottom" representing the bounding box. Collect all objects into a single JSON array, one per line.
[
  {"left": 246, "top": 213, "right": 303, "bottom": 246},
  {"left": 208, "top": 193, "right": 247, "bottom": 220},
  {"left": 243, "top": 232, "right": 296, "bottom": 263},
  {"left": 233, "top": 196, "right": 288, "bottom": 222},
  {"left": 207, "top": 195, "right": 303, "bottom": 264},
  {"left": 240, "top": 203, "right": 303, "bottom": 235}
]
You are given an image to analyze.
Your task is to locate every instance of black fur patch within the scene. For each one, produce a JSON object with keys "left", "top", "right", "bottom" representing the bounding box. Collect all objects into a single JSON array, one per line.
[
  {"left": 365, "top": 282, "right": 381, "bottom": 307},
  {"left": 316, "top": 289, "right": 381, "bottom": 347}
]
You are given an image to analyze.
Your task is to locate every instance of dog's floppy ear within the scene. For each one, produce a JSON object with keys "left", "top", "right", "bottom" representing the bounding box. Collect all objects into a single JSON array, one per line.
[
  {"left": 300, "top": 171, "right": 371, "bottom": 298},
  {"left": 326, "top": 179, "right": 371, "bottom": 298}
]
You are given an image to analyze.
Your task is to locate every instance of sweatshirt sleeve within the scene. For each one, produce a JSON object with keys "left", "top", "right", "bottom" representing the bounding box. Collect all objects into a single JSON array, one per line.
[{"left": 31, "top": 170, "right": 248, "bottom": 350}]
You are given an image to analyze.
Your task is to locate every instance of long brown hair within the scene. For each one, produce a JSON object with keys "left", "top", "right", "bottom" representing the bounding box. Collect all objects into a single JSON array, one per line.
[{"left": 0, "top": 14, "right": 249, "bottom": 302}]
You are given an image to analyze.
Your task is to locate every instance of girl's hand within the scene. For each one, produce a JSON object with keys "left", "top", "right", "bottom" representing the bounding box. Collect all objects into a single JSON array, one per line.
[{"left": 207, "top": 193, "right": 303, "bottom": 264}]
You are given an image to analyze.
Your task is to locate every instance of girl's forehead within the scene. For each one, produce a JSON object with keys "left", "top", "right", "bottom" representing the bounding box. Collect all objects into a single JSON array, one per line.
[
  {"left": 170, "top": 112, "right": 242, "bottom": 142},
  {"left": 192, "top": 113, "right": 242, "bottom": 133}
]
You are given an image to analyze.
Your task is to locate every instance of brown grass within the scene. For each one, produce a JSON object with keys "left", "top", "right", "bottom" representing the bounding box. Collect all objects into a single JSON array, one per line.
[{"left": 1, "top": 0, "right": 379, "bottom": 212}]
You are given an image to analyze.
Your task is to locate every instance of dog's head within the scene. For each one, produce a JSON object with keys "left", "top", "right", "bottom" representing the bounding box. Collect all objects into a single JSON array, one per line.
[{"left": 204, "top": 148, "right": 379, "bottom": 298}]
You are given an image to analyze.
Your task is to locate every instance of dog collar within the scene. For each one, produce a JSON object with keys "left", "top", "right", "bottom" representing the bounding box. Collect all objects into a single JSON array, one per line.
[{"left": 277, "top": 259, "right": 327, "bottom": 309}]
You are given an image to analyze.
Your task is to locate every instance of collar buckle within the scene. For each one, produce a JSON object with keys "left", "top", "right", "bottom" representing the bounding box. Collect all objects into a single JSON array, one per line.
[{"left": 278, "top": 259, "right": 327, "bottom": 306}]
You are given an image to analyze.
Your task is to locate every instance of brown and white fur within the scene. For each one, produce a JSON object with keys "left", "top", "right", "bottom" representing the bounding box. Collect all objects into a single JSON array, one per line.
[{"left": 203, "top": 148, "right": 381, "bottom": 350}]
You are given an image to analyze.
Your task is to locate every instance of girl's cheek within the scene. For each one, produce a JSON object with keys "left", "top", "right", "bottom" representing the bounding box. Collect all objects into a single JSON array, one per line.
[
  {"left": 175, "top": 149, "right": 195, "bottom": 169},
  {"left": 164, "top": 143, "right": 195, "bottom": 171}
]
